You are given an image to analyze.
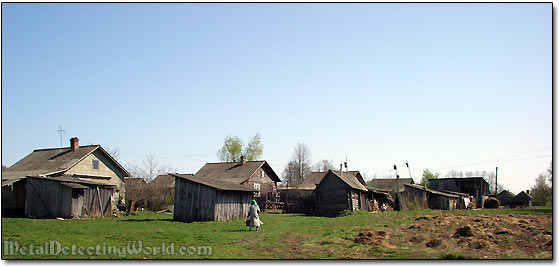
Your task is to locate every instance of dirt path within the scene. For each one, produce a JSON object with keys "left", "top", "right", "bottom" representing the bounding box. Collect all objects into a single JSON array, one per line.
[{"left": 351, "top": 213, "right": 552, "bottom": 259}]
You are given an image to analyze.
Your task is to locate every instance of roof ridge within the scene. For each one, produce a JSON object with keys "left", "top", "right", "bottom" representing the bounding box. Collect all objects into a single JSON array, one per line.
[
  {"left": 33, "top": 145, "right": 99, "bottom": 152},
  {"left": 205, "top": 160, "right": 265, "bottom": 164}
]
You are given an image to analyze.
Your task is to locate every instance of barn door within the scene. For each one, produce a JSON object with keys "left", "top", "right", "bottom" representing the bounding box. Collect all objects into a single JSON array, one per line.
[{"left": 71, "top": 189, "right": 84, "bottom": 218}]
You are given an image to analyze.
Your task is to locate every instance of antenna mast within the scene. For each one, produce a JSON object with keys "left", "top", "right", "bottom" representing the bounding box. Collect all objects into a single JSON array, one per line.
[
  {"left": 57, "top": 126, "right": 65, "bottom": 148},
  {"left": 406, "top": 161, "right": 412, "bottom": 180}
]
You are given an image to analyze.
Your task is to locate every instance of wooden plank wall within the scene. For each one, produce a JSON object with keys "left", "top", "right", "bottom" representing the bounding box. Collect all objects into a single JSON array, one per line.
[
  {"left": 315, "top": 173, "right": 351, "bottom": 217},
  {"left": 214, "top": 190, "right": 251, "bottom": 221},
  {"left": 25, "top": 178, "right": 72, "bottom": 218},
  {"left": 174, "top": 177, "right": 217, "bottom": 222}
]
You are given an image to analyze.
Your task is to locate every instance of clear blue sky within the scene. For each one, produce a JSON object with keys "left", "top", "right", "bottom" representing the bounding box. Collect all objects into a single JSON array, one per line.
[{"left": 2, "top": 3, "right": 552, "bottom": 194}]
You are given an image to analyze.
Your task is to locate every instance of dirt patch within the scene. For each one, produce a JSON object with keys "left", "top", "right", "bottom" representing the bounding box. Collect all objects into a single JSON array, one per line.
[
  {"left": 349, "top": 213, "right": 552, "bottom": 259},
  {"left": 352, "top": 229, "right": 394, "bottom": 248}
]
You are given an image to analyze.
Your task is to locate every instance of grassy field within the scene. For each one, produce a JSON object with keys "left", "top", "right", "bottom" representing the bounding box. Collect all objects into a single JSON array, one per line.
[{"left": 1, "top": 206, "right": 552, "bottom": 259}]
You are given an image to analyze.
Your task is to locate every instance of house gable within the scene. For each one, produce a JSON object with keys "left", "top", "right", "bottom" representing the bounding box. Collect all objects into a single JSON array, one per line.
[{"left": 65, "top": 149, "right": 126, "bottom": 198}]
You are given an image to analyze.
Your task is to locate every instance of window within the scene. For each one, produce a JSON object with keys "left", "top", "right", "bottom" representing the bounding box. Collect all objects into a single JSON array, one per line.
[
  {"left": 92, "top": 159, "right": 99, "bottom": 170},
  {"left": 253, "top": 183, "right": 261, "bottom": 197},
  {"left": 261, "top": 170, "right": 265, "bottom": 178}
]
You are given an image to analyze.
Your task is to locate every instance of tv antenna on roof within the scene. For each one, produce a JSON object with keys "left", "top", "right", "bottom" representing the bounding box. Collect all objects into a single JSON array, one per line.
[
  {"left": 344, "top": 155, "right": 348, "bottom": 171},
  {"left": 57, "top": 126, "right": 65, "bottom": 148}
]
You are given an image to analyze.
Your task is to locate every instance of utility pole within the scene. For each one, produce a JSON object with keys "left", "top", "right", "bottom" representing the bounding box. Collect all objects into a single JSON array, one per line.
[{"left": 57, "top": 126, "right": 65, "bottom": 148}]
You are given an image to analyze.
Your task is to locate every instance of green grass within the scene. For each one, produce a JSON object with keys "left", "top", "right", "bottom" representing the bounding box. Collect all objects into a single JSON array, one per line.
[{"left": 1, "top": 206, "right": 552, "bottom": 259}]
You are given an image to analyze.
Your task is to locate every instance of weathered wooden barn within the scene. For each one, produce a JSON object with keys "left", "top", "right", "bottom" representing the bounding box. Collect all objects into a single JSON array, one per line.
[
  {"left": 428, "top": 177, "right": 489, "bottom": 208},
  {"left": 314, "top": 170, "right": 369, "bottom": 217},
  {"left": 172, "top": 173, "right": 256, "bottom": 222},
  {"left": 513, "top": 190, "right": 533, "bottom": 207},
  {"left": 194, "top": 156, "right": 281, "bottom": 209},
  {"left": 2, "top": 137, "right": 130, "bottom": 216},
  {"left": 497, "top": 190, "right": 515, "bottom": 207},
  {"left": 401, "top": 184, "right": 465, "bottom": 210},
  {"left": 24, "top": 176, "right": 114, "bottom": 218},
  {"left": 368, "top": 178, "right": 415, "bottom": 193}
]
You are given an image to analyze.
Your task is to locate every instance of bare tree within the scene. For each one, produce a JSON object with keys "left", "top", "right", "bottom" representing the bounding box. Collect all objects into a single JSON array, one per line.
[
  {"left": 105, "top": 146, "right": 120, "bottom": 161},
  {"left": 127, "top": 154, "right": 176, "bottom": 183},
  {"left": 445, "top": 169, "right": 464, "bottom": 178},
  {"left": 314, "top": 159, "right": 334, "bottom": 172},
  {"left": 281, "top": 143, "right": 312, "bottom": 186},
  {"left": 282, "top": 161, "right": 299, "bottom": 187}
]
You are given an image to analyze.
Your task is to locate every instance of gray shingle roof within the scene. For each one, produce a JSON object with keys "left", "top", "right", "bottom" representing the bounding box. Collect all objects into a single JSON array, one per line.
[
  {"left": 2, "top": 145, "right": 130, "bottom": 180},
  {"left": 26, "top": 175, "right": 115, "bottom": 187},
  {"left": 368, "top": 178, "right": 414, "bottom": 192},
  {"left": 329, "top": 170, "right": 368, "bottom": 191},
  {"left": 404, "top": 183, "right": 461, "bottom": 198},
  {"left": 171, "top": 173, "right": 257, "bottom": 192},
  {"left": 194, "top": 160, "right": 281, "bottom": 183},
  {"left": 296, "top": 170, "right": 366, "bottom": 190}
]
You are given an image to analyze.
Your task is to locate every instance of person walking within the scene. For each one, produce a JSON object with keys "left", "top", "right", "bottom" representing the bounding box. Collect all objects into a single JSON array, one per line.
[{"left": 247, "top": 200, "right": 263, "bottom": 231}]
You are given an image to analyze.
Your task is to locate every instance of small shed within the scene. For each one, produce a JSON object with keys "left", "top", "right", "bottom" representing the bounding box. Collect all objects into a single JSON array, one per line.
[
  {"left": 513, "top": 190, "right": 533, "bottom": 207},
  {"left": 172, "top": 173, "right": 256, "bottom": 222},
  {"left": 314, "top": 170, "right": 368, "bottom": 217},
  {"left": 497, "top": 190, "right": 515, "bottom": 207},
  {"left": 24, "top": 176, "right": 115, "bottom": 218}
]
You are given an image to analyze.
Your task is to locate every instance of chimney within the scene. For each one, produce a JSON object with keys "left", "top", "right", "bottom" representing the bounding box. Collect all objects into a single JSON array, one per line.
[
  {"left": 340, "top": 164, "right": 343, "bottom": 175},
  {"left": 70, "top": 137, "right": 79, "bottom": 151},
  {"left": 526, "top": 190, "right": 530, "bottom": 195},
  {"left": 240, "top": 155, "right": 246, "bottom": 165}
]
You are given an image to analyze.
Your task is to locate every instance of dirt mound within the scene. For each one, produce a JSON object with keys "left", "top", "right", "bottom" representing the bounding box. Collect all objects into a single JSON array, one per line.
[
  {"left": 426, "top": 238, "right": 442, "bottom": 248},
  {"left": 353, "top": 229, "right": 391, "bottom": 247},
  {"left": 453, "top": 226, "right": 473, "bottom": 238},
  {"left": 350, "top": 212, "right": 552, "bottom": 259}
]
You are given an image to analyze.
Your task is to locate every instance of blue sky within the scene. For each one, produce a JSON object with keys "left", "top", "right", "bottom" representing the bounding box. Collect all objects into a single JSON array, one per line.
[{"left": 2, "top": 3, "right": 552, "bottom": 194}]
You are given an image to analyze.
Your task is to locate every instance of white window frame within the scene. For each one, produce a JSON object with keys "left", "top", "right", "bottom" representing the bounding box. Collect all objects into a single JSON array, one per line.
[{"left": 253, "top": 183, "right": 261, "bottom": 197}]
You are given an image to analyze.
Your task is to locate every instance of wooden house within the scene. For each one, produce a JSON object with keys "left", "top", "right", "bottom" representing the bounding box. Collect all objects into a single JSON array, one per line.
[
  {"left": 2, "top": 137, "right": 130, "bottom": 216},
  {"left": 428, "top": 177, "right": 489, "bottom": 208},
  {"left": 497, "top": 190, "right": 515, "bottom": 207},
  {"left": 24, "top": 176, "right": 114, "bottom": 218},
  {"left": 314, "top": 170, "right": 368, "bottom": 217},
  {"left": 172, "top": 173, "right": 256, "bottom": 222},
  {"left": 513, "top": 190, "right": 533, "bottom": 207},
  {"left": 194, "top": 156, "right": 281, "bottom": 209},
  {"left": 279, "top": 170, "right": 368, "bottom": 214}
]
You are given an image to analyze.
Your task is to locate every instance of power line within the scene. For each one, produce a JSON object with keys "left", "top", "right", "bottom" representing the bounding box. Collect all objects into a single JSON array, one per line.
[{"left": 431, "top": 148, "right": 551, "bottom": 172}]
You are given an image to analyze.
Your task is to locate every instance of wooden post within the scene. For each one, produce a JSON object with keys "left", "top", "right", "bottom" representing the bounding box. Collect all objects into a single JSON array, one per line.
[{"left": 97, "top": 187, "right": 104, "bottom": 218}]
